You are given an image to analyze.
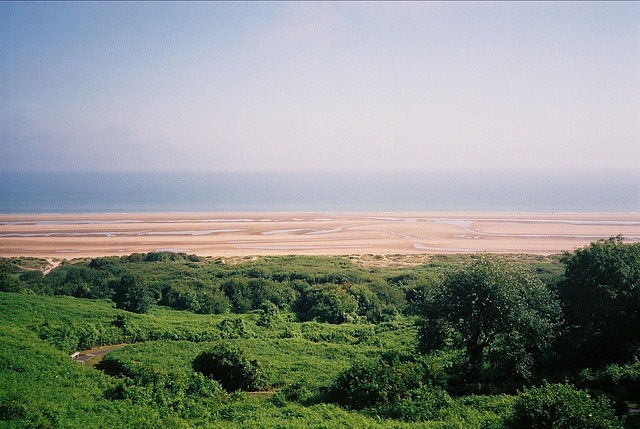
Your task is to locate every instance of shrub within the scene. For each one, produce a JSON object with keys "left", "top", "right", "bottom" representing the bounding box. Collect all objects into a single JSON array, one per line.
[
  {"left": 373, "top": 386, "right": 452, "bottom": 422},
  {"left": 0, "top": 396, "right": 28, "bottom": 420},
  {"left": 221, "top": 278, "right": 254, "bottom": 312},
  {"left": 296, "top": 284, "right": 358, "bottom": 324},
  {"left": 196, "top": 289, "right": 231, "bottom": 314},
  {"left": 217, "top": 318, "right": 252, "bottom": 339},
  {"left": 300, "top": 322, "right": 350, "bottom": 344},
  {"left": 280, "top": 380, "right": 314, "bottom": 404},
  {"left": 329, "top": 351, "right": 455, "bottom": 422},
  {"left": 256, "top": 301, "right": 280, "bottom": 327},
  {"left": 349, "top": 283, "right": 399, "bottom": 323},
  {"left": 329, "top": 352, "right": 428, "bottom": 410},
  {"left": 161, "top": 284, "right": 230, "bottom": 314},
  {"left": 504, "top": 382, "right": 623, "bottom": 429},
  {"left": 578, "top": 361, "right": 640, "bottom": 403},
  {"left": 192, "top": 343, "right": 262, "bottom": 392}
]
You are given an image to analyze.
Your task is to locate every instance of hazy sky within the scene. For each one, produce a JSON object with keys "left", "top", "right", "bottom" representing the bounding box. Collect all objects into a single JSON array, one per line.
[{"left": 1, "top": 1, "right": 639, "bottom": 173}]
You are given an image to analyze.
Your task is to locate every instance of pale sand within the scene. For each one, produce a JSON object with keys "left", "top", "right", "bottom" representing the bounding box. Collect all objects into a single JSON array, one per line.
[{"left": 1, "top": 212, "right": 639, "bottom": 259}]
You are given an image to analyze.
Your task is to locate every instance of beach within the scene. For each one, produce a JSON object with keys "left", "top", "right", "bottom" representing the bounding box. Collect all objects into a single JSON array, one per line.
[{"left": 1, "top": 212, "right": 639, "bottom": 259}]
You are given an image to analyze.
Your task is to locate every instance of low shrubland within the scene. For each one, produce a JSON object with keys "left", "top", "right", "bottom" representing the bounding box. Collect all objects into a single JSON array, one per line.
[{"left": 1, "top": 239, "right": 638, "bottom": 427}]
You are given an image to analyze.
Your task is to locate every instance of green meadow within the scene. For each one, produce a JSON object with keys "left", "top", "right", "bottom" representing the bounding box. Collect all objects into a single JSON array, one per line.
[{"left": 1, "top": 240, "right": 639, "bottom": 428}]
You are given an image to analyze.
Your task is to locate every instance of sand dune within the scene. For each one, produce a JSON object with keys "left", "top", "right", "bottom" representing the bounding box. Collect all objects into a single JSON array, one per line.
[{"left": 1, "top": 212, "right": 639, "bottom": 259}]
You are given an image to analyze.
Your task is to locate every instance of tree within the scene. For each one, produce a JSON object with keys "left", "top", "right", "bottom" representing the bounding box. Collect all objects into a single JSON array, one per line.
[
  {"left": 221, "top": 277, "right": 297, "bottom": 313},
  {"left": 417, "top": 256, "right": 562, "bottom": 379},
  {"left": 558, "top": 236, "right": 640, "bottom": 367},
  {"left": 192, "top": 343, "right": 261, "bottom": 392},
  {"left": 112, "top": 273, "right": 152, "bottom": 314},
  {"left": 221, "top": 277, "right": 254, "bottom": 312},
  {"left": 0, "top": 262, "right": 22, "bottom": 292}
]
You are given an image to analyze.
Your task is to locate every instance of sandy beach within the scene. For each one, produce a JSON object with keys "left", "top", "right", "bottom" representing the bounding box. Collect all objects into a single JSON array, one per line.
[{"left": 1, "top": 212, "right": 639, "bottom": 259}]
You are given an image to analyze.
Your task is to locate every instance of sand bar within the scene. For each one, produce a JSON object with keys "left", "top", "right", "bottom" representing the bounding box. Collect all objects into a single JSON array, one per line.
[{"left": 1, "top": 212, "right": 639, "bottom": 259}]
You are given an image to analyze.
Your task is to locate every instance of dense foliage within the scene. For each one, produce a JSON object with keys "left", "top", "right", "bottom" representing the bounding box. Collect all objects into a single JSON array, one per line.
[
  {"left": 112, "top": 273, "right": 153, "bottom": 313},
  {"left": 417, "top": 256, "right": 563, "bottom": 385},
  {"left": 504, "top": 382, "right": 623, "bottom": 429},
  {"left": 1, "top": 241, "right": 638, "bottom": 427},
  {"left": 329, "top": 351, "right": 453, "bottom": 422},
  {"left": 558, "top": 236, "right": 640, "bottom": 367},
  {"left": 192, "top": 343, "right": 262, "bottom": 392}
]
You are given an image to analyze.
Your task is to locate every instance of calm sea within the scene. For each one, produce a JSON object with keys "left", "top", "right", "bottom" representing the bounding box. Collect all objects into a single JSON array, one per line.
[{"left": 0, "top": 171, "right": 638, "bottom": 214}]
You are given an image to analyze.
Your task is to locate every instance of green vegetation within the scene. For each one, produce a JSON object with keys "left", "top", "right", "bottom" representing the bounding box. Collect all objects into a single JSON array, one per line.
[
  {"left": 193, "top": 343, "right": 263, "bottom": 392},
  {"left": 112, "top": 273, "right": 153, "bottom": 314},
  {"left": 1, "top": 240, "right": 638, "bottom": 427},
  {"left": 558, "top": 236, "right": 640, "bottom": 367},
  {"left": 416, "top": 256, "right": 562, "bottom": 385},
  {"left": 504, "top": 382, "right": 623, "bottom": 428}
]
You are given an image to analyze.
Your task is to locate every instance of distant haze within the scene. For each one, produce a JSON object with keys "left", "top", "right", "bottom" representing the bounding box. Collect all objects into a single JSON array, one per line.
[{"left": 1, "top": 2, "right": 638, "bottom": 173}]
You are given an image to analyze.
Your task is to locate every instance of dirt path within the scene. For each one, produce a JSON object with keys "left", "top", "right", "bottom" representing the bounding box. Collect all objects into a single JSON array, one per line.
[
  {"left": 72, "top": 344, "right": 126, "bottom": 366},
  {"left": 43, "top": 258, "right": 61, "bottom": 275}
]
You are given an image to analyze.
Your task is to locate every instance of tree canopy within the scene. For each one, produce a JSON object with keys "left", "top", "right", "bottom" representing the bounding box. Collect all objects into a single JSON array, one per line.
[
  {"left": 558, "top": 236, "right": 640, "bottom": 367},
  {"left": 417, "top": 255, "right": 562, "bottom": 380},
  {"left": 112, "top": 273, "right": 152, "bottom": 314}
]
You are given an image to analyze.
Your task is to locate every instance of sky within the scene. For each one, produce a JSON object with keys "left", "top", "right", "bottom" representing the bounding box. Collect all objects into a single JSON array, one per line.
[{"left": 1, "top": 1, "right": 639, "bottom": 174}]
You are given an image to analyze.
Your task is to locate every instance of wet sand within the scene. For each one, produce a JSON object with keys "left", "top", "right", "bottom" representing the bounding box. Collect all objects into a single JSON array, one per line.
[{"left": 1, "top": 212, "right": 639, "bottom": 258}]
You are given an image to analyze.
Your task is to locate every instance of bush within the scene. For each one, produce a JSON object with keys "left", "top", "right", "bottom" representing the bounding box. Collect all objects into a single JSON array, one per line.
[
  {"left": 504, "top": 382, "right": 623, "bottom": 429},
  {"left": 217, "top": 318, "right": 252, "bottom": 339},
  {"left": 329, "top": 351, "right": 455, "bottom": 422},
  {"left": 196, "top": 289, "right": 231, "bottom": 314},
  {"left": 349, "top": 283, "right": 399, "bottom": 323},
  {"left": 35, "top": 319, "right": 126, "bottom": 352},
  {"left": 578, "top": 361, "right": 640, "bottom": 403},
  {"left": 0, "top": 396, "right": 28, "bottom": 420},
  {"left": 104, "top": 368, "right": 227, "bottom": 415},
  {"left": 256, "top": 301, "right": 280, "bottom": 327},
  {"left": 221, "top": 278, "right": 254, "bottom": 312},
  {"left": 192, "top": 343, "right": 262, "bottom": 392},
  {"left": 0, "top": 264, "right": 23, "bottom": 292},
  {"left": 296, "top": 284, "right": 358, "bottom": 324},
  {"left": 373, "top": 386, "right": 452, "bottom": 422},
  {"left": 279, "top": 380, "right": 314, "bottom": 404},
  {"left": 300, "top": 322, "right": 351, "bottom": 344},
  {"left": 161, "top": 284, "right": 230, "bottom": 314}
]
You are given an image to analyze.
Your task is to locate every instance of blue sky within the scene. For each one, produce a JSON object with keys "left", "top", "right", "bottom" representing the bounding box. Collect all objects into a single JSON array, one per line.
[{"left": 1, "top": 1, "right": 638, "bottom": 173}]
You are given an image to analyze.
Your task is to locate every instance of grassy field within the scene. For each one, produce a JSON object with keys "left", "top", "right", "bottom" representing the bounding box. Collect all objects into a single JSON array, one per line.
[
  {"left": 0, "top": 291, "right": 513, "bottom": 428},
  {"left": 1, "top": 250, "right": 635, "bottom": 428}
]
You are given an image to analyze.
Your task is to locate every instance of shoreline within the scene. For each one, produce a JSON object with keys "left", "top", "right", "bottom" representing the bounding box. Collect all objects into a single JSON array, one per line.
[{"left": 1, "top": 212, "right": 639, "bottom": 259}]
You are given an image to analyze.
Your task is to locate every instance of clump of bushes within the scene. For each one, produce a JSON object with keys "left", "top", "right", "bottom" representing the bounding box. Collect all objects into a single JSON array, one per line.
[
  {"left": 296, "top": 284, "right": 358, "bottom": 324},
  {"left": 328, "top": 351, "right": 451, "bottom": 422},
  {"left": 192, "top": 343, "right": 262, "bottom": 392},
  {"left": 217, "top": 318, "right": 253, "bottom": 339},
  {"left": 503, "top": 382, "right": 623, "bottom": 429},
  {"left": 35, "top": 319, "right": 124, "bottom": 353}
]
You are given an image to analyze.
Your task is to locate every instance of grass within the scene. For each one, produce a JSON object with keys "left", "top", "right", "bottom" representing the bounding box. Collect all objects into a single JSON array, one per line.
[
  {"left": 0, "top": 253, "right": 586, "bottom": 428},
  {"left": 0, "top": 291, "right": 515, "bottom": 428}
]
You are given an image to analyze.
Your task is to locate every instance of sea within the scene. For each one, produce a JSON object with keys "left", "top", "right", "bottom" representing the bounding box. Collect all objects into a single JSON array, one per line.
[{"left": 0, "top": 170, "right": 638, "bottom": 214}]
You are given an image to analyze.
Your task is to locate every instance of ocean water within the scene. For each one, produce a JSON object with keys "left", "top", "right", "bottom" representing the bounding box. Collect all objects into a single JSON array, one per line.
[{"left": 0, "top": 170, "right": 638, "bottom": 214}]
